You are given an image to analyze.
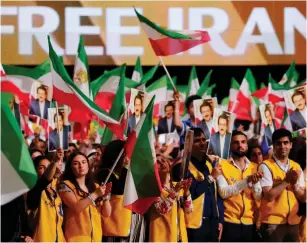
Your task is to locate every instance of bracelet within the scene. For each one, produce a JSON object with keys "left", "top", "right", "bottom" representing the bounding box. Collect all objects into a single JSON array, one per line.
[{"left": 88, "top": 195, "right": 96, "bottom": 206}]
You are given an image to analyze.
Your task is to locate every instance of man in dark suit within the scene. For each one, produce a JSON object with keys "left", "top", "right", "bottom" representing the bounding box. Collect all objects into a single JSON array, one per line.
[
  {"left": 157, "top": 101, "right": 175, "bottom": 134},
  {"left": 208, "top": 113, "right": 231, "bottom": 159},
  {"left": 197, "top": 101, "right": 213, "bottom": 140},
  {"left": 128, "top": 93, "right": 143, "bottom": 134},
  {"left": 29, "top": 85, "right": 50, "bottom": 119},
  {"left": 264, "top": 105, "right": 276, "bottom": 146},
  {"left": 49, "top": 112, "right": 69, "bottom": 151},
  {"left": 290, "top": 90, "right": 306, "bottom": 131}
]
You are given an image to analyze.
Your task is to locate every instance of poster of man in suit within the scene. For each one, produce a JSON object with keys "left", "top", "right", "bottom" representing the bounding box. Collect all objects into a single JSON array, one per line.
[
  {"left": 157, "top": 101, "right": 176, "bottom": 134},
  {"left": 128, "top": 89, "right": 152, "bottom": 135},
  {"left": 29, "top": 82, "right": 52, "bottom": 119},
  {"left": 259, "top": 103, "right": 277, "bottom": 147},
  {"left": 207, "top": 108, "right": 235, "bottom": 159},
  {"left": 193, "top": 98, "right": 217, "bottom": 140},
  {"left": 48, "top": 107, "right": 69, "bottom": 152},
  {"left": 284, "top": 85, "right": 307, "bottom": 131}
]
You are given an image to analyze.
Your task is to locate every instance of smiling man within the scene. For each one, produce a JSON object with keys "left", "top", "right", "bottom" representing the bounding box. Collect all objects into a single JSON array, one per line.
[
  {"left": 197, "top": 101, "right": 213, "bottom": 140},
  {"left": 258, "top": 128, "right": 306, "bottom": 242},
  {"left": 290, "top": 90, "right": 307, "bottom": 131},
  {"left": 29, "top": 85, "right": 51, "bottom": 119},
  {"left": 127, "top": 93, "right": 143, "bottom": 134},
  {"left": 157, "top": 101, "right": 176, "bottom": 134}
]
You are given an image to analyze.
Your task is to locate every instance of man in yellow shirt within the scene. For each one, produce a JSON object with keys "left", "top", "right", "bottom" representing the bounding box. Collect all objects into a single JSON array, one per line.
[
  {"left": 258, "top": 128, "right": 306, "bottom": 242},
  {"left": 216, "top": 130, "right": 263, "bottom": 242}
]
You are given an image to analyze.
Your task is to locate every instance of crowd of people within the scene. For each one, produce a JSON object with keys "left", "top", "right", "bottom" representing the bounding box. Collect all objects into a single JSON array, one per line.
[{"left": 1, "top": 92, "right": 306, "bottom": 243}]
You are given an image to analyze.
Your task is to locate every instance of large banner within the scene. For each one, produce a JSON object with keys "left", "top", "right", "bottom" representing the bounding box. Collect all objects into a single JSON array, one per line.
[{"left": 1, "top": 1, "right": 306, "bottom": 65}]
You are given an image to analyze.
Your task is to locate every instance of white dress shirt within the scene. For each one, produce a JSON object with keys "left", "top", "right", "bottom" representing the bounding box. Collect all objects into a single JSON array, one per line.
[
  {"left": 59, "top": 129, "right": 63, "bottom": 148},
  {"left": 259, "top": 156, "right": 305, "bottom": 188},
  {"left": 167, "top": 117, "right": 173, "bottom": 133},
  {"left": 299, "top": 106, "right": 307, "bottom": 122},
  {"left": 39, "top": 101, "right": 45, "bottom": 118},
  {"left": 269, "top": 124, "right": 275, "bottom": 134},
  {"left": 220, "top": 134, "right": 225, "bottom": 157},
  {"left": 135, "top": 115, "right": 141, "bottom": 125},
  {"left": 217, "top": 157, "right": 262, "bottom": 200}
]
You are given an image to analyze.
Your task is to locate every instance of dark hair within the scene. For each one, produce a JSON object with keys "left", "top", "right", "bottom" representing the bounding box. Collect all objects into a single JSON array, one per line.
[
  {"left": 272, "top": 128, "right": 292, "bottom": 145},
  {"left": 29, "top": 148, "right": 43, "bottom": 157},
  {"left": 33, "top": 155, "right": 49, "bottom": 169},
  {"left": 218, "top": 113, "right": 229, "bottom": 125},
  {"left": 200, "top": 101, "right": 213, "bottom": 113},
  {"left": 164, "top": 101, "right": 175, "bottom": 112},
  {"left": 291, "top": 90, "right": 305, "bottom": 103},
  {"left": 232, "top": 130, "right": 247, "bottom": 140},
  {"left": 37, "top": 85, "right": 47, "bottom": 95},
  {"left": 68, "top": 143, "right": 78, "bottom": 150},
  {"left": 54, "top": 112, "right": 64, "bottom": 123},
  {"left": 134, "top": 93, "right": 143, "bottom": 106},
  {"left": 100, "top": 140, "right": 125, "bottom": 172},
  {"left": 190, "top": 127, "right": 205, "bottom": 138},
  {"left": 185, "top": 95, "right": 201, "bottom": 110},
  {"left": 247, "top": 144, "right": 263, "bottom": 161},
  {"left": 62, "top": 151, "right": 96, "bottom": 198}
]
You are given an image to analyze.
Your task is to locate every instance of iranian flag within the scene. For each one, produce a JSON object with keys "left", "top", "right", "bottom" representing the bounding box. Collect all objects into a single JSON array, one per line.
[
  {"left": 91, "top": 66, "right": 123, "bottom": 112},
  {"left": 146, "top": 75, "right": 168, "bottom": 118},
  {"left": 134, "top": 8, "right": 210, "bottom": 56},
  {"left": 197, "top": 69, "right": 213, "bottom": 98},
  {"left": 73, "top": 36, "right": 92, "bottom": 99},
  {"left": 101, "top": 67, "right": 127, "bottom": 146},
  {"left": 228, "top": 78, "right": 240, "bottom": 112},
  {"left": 1, "top": 92, "right": 38, "bottom": 205},
  {"left": 279, "top": 61, "right": 299, "bottom": 88},
  {"left": 48, "top": 36, "right": 122, "bottom": 138},
  {"left": 186, "top": 66, "right": 200, "bottom": 97},
  {"left": 125, "top": 63, "right": 160, "bottom": 101},
  {"left": 131, "top": 56, "right": 143, "bottom": 82},
  {"left": 1, "top": 60, "right": 52, "bottom": 115},
  {"left": 232, "top": 69, "right": 257, "bottom": 121},
  {"left": 124, "top": 96, "right": 161, "bottom": 215}
]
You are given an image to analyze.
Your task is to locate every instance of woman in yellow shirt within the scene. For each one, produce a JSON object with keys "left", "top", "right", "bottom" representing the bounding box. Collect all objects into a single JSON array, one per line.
[{"left": 58, "top": 151, "right": 111, "bottom": 242}]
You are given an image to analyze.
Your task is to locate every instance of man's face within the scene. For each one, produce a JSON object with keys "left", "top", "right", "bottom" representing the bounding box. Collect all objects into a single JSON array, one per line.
[
  {"left": 188, "top": 103, "right": 194, "bottom": 117},
  {"left": 165, "top": 105, "right": 174, "bottom": 119},
  {"left": 265, "top": 110, "right": 273, "bottom": 125},
  {"left": 293, "top": 94, "right": 306, "bottom": 111},
  {"left": 55, "top": 115, "right": 64, "bottom": 130},
  {"left": 191, "top": 133, "right": 207, "bottom": 157},
  {"left": 218, "top": 118, "right": 228, "bottom": 136},
  {"left": 37, "top": 88, "right": 47, "bottom": 103},
  {"left": 134, "top": 98, "right": 142, "bottom": 117},
  {"left": 201, "top": 106, "right": 213, "bottom": 122},
  {"left": 231, "top": 135, "right": 248, "bottom": 157},
  {"left": 273, "top": 136, "right": 292, "bottom": 159},
  {"left": 37, "top": 141, "right": 46, "bottom": 154}
]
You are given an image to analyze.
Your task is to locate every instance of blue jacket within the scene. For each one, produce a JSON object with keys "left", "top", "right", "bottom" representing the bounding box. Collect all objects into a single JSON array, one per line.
[{"left": 188, "top": 156, "right": 224, "bottom": 223}]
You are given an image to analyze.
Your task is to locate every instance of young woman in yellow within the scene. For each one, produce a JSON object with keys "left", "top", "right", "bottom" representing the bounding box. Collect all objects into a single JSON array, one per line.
[
  {"left": 58, "top": 152, "right": 111, "bottom": 242},
  {"left": 148, "top": 153, "right": 193, "bottom": 242},
  {"left": 26, "top": 152, "right": 65, "bottom": 242}
]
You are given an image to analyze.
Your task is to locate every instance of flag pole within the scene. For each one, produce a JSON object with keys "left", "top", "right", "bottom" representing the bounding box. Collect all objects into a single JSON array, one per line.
[
  {"left": 104, "top": 148, "right": 125, "bottom": 184},
  {"left": 158, "top": 56, "right": 177, "bottom": 92},
  {"left": 55, "top": 101, "right": 62, "bottom": 149}
]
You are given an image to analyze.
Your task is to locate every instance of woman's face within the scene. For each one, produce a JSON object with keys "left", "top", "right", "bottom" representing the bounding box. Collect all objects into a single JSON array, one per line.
[
  {"left": 37, "top": 159, "right": 51, "bottom": 177},
  {"left": 250, "top": 147, "right": 263, "bottom": 164},
  {"left": 71, "top": 154, "right": 89, "bottom": 177}
]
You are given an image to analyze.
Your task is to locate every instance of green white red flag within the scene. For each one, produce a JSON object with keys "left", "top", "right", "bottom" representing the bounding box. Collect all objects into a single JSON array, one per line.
[
  {"left": 124, "top": 96, "right": 161, "bottom": 215},
  {"left": 131, "top": 57, "right": 143, "bottom": 82},
  {"left": 48, "top": 36, "right": 122, "bottom": 138},
  {"left": 1, "top": 92, "right": 38, "bottom": 205},
  {"left": 134, "top": 8, "right": 210, "bottom": 56},
  {"left": 73, "top": 36, "right": 92, "bottom": 100}
]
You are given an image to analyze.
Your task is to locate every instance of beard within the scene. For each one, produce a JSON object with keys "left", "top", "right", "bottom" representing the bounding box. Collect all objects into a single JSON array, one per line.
[{"left": 232, "top": 149, "right": 247, "bottom": 158}]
